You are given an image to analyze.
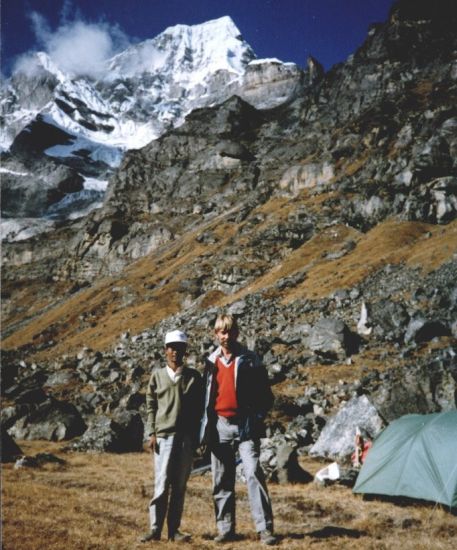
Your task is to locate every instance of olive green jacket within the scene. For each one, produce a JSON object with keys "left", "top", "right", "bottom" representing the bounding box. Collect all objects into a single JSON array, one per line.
[{"left": 145, "top": 366, "right": 203, "bottom": 444}]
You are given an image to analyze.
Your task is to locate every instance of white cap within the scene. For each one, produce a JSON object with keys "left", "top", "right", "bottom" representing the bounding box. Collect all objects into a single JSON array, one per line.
[{"left": 165, "top": 330, "right": 188, "bottom": 345}]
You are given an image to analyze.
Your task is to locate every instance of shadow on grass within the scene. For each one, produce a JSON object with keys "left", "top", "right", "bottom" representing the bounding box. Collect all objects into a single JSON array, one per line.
[
  {"left": 306, "top": 525, "right": 367, "bottom": 539},
  {"left": 201, "top": 527, "right": 368, "bottom": 543},
  {"left": 201, "top": 533, "right": 247, "bottom": 542}
]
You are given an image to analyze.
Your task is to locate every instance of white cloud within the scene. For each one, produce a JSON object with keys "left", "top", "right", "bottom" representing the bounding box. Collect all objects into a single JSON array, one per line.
[
  {"left": 29, "top": 11, "right": 52, "bottom": 45},
  {"left": 13, "top": 54, "right": 51, "bottom": 78},
  {"left": 15, "top": 7, "right": 132, "bottom": 79},
  {"left": 45, "top": 20, "right": 117, "bottom": 77}
]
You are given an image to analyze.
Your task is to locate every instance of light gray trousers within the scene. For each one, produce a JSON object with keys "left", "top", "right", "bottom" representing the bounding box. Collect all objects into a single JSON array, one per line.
[
  {"left": 149, "top": 433, "right": 193, "bottom": 537},
  {"left": 211, "top": 416, "right": 274, "bottom": 535}
]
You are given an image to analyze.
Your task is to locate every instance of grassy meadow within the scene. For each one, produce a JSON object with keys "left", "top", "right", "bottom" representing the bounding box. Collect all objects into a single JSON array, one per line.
[{"left": 2, "top": 440, "right": 456, "bottom": 549}]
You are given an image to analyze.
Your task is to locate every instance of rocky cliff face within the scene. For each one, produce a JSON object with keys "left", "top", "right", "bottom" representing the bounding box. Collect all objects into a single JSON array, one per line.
[
  {"left": 1, "top": 0, "right": 456, "bottom": 460},
  {"left": 5, "top": 0, "right": 455, "bottom": 278}
]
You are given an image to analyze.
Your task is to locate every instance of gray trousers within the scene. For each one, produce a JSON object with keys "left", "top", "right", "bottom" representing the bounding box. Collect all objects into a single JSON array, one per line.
[
  {"left": 211, "top": 416, "right": 274, "bottom": 535},
  {"left": 149, "top": 433, "right": 193, "bottom": 537}
]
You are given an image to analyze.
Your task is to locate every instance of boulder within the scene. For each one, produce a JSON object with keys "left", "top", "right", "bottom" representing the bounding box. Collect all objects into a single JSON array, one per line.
[
  {"left": 370, "top": 354, "right": 457, "bottom": 422},
  {"left": 121, "top": 391, "right": 145, "bottom": 411},
  {"left": 8, "top": 398, "right": 86, "bottom": 441},
  {"left": 370, "top": 299, "right": 410, "bottom": 342},
  {"left": 1, "top": 426, "right": 23, "bottom": 463},
  {"left": 403, "top": 177, "right": 457, "bottom": 224},
  {"left": 70, "top": 410, "right": 143, "bottom": 453},
  {"left": 0, "top": 362, "right": 19, "bottom": 395},
  {"left": 14, "top": 453, "right": 66, "bottom": 469},
  {"left": 404, "top": 317, "right": 451, "bottom": 344},
  {"left": 274, "top": 442, "right": 313, "bottom": 484},
  {"left": 237, "top": 434, "right": 313, "bottom": 483},
  {"left": 427, "top": 177, "right": 457, "bottom": 223},
  {"left": 44, "top": 370, "right": 77, "bottom": 388},
  {"left": 307, "top": 318, "right": 358, "bottom": 359},
  {"left": 309, "top": 395, "right": 384, "bottom": 460}
]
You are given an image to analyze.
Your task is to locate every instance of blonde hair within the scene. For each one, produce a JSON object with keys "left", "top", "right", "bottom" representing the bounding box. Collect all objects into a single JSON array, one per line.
[{"left": 214, "top": 313, "right": 239, "bottom": 333}]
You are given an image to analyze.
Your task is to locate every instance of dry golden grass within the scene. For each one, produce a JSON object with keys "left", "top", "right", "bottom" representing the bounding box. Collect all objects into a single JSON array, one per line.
[
  {"left": 2, "top": 208, "right": 456, "bottom": 363},
  {"left": 2, "top": 441, "right": 456, "bottom": 550},
  {"left": 232, "top": 218, "right": 457, "bottom": 304},
  {"left": 1, "top": 205, "right": 243, "bottom": 360},
  {"left": 284, "top": 218, "right": 457, "bottom": 302}
]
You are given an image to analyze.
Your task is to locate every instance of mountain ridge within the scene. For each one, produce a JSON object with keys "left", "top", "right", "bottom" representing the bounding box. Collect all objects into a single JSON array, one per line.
[{"left": 1, "top": 15, "right": 308, "bottom": 232}]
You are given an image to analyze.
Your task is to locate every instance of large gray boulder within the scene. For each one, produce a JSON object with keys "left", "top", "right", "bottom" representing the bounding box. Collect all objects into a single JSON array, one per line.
[
  {"left": 370, "top": 299, "right": 410, "bottom": 342},
  {"left": 307, "top": 318, "right": 357, "bottom": 360},
  {"left": 7, "top": 398, "right": 86, "bottom": 441},
  {"left": 273, "top": 441, "right": 313, "bottom": 484},
  {"left": 370, "top": 355, "right": 457, "bottom": 422},
  {"left": 70, "top": 410, "right": 144, "bottom": 453},
  {"left": 238, "top": 434, "right": 313, "bottom": 483},
  {"left": 404, "top": 316, "right": 451, "bottom": 344},
  {"left": 309, "top": 395, "right": 384, "bottom": 460}
]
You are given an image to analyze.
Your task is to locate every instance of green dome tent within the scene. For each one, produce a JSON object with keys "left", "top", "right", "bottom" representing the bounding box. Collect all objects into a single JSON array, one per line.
[{"left": 353, "top": 411, "right": 457, "bottom": 510}]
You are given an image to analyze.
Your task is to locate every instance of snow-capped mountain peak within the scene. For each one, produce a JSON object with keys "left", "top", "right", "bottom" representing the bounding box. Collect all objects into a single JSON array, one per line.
[
  {"left": 14, "top": 51, "right": 67, "bottom": 83},
  {"left": 1, "top": 16, "right": 305, "bottom": 234},
  {"left": 105, "top": 16, "right": 256, "bottom": 81}
]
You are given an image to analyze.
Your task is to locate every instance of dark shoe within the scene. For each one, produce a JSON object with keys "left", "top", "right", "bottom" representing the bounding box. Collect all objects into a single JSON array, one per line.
[
  {"left": 214, "top": 532, "right": 236, "bottom": 543},
  {"left": 259, "top": 529, "right": 278, "bottom": 546},
  {"left": 139, "top": 529, "right": 160, "bottom": 542},
  {"left": 169, "top": 530, "right": 191, "bottom": 542}
]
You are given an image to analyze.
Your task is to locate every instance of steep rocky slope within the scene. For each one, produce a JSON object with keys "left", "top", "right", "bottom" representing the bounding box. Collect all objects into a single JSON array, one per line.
[{"left": 2, "top": 0, "right": 456, "bottom": 460}]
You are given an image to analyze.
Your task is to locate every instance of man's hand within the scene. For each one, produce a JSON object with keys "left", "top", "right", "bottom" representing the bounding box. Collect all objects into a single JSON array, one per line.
[{"left": 147, "top": 435, "right": 157, "bottom": 452}]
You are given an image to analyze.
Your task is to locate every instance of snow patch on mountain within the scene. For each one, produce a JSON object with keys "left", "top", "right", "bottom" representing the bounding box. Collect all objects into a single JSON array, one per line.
[
  {"left": 82, "top": 177, "right": 109, "bottom": 191},
  {"left": 45, "top": 134, "right": 123, "bottom": 168},
  {"left": 248, "top": 58, "right": 298, "bottom": 68},
  {"left": 1, "top": 218, "right": 57, "bottom": 242},
  {"left": 0, "top": 107, "right": 44, "bottom": 151},
  {"left": 45, "top": 188, "right": 104, "bottom": 220},
  {"left": 0, "top": 168, "right": 30, "bottom": 177}
]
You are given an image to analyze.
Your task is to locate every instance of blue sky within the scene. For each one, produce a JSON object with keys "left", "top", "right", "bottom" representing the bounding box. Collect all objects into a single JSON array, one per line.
[{"left": 1, "top": 0, "right": 395, "bottom": 76}]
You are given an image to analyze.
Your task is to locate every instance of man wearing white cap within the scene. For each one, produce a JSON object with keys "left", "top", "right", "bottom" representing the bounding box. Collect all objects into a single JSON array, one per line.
[{"left": 140, "top": 330, "right": 202, "bottom": 543}]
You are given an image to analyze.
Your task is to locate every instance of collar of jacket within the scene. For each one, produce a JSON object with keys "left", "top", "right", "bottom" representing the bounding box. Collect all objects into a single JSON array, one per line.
[{"left": 207, "top": 342, "right": 248, "bottom": 365}]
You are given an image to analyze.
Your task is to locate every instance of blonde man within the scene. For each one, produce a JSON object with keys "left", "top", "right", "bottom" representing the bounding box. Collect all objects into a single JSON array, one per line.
[{"left": 200, "top": 314, "right": 277, "bottom": 546}]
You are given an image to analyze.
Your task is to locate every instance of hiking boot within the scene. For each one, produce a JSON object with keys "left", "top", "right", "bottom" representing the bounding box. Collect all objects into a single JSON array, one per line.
[
  {"left": 168, "top": 530, "right": 191, "bottom": 542},
  {"left": 139, "top": 529, "right": 160, "bottom": 542},
  {"left": 213, "top": 531, "right": 236, "bottom": 543},
  {"left": 259, "top": 529, "right": 278, "bottom": 546}
]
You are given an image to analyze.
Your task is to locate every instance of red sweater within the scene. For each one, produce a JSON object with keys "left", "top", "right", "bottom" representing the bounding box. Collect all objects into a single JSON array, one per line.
[{"left": 215, "top": 356, "right": 238, "bottom": 417}]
